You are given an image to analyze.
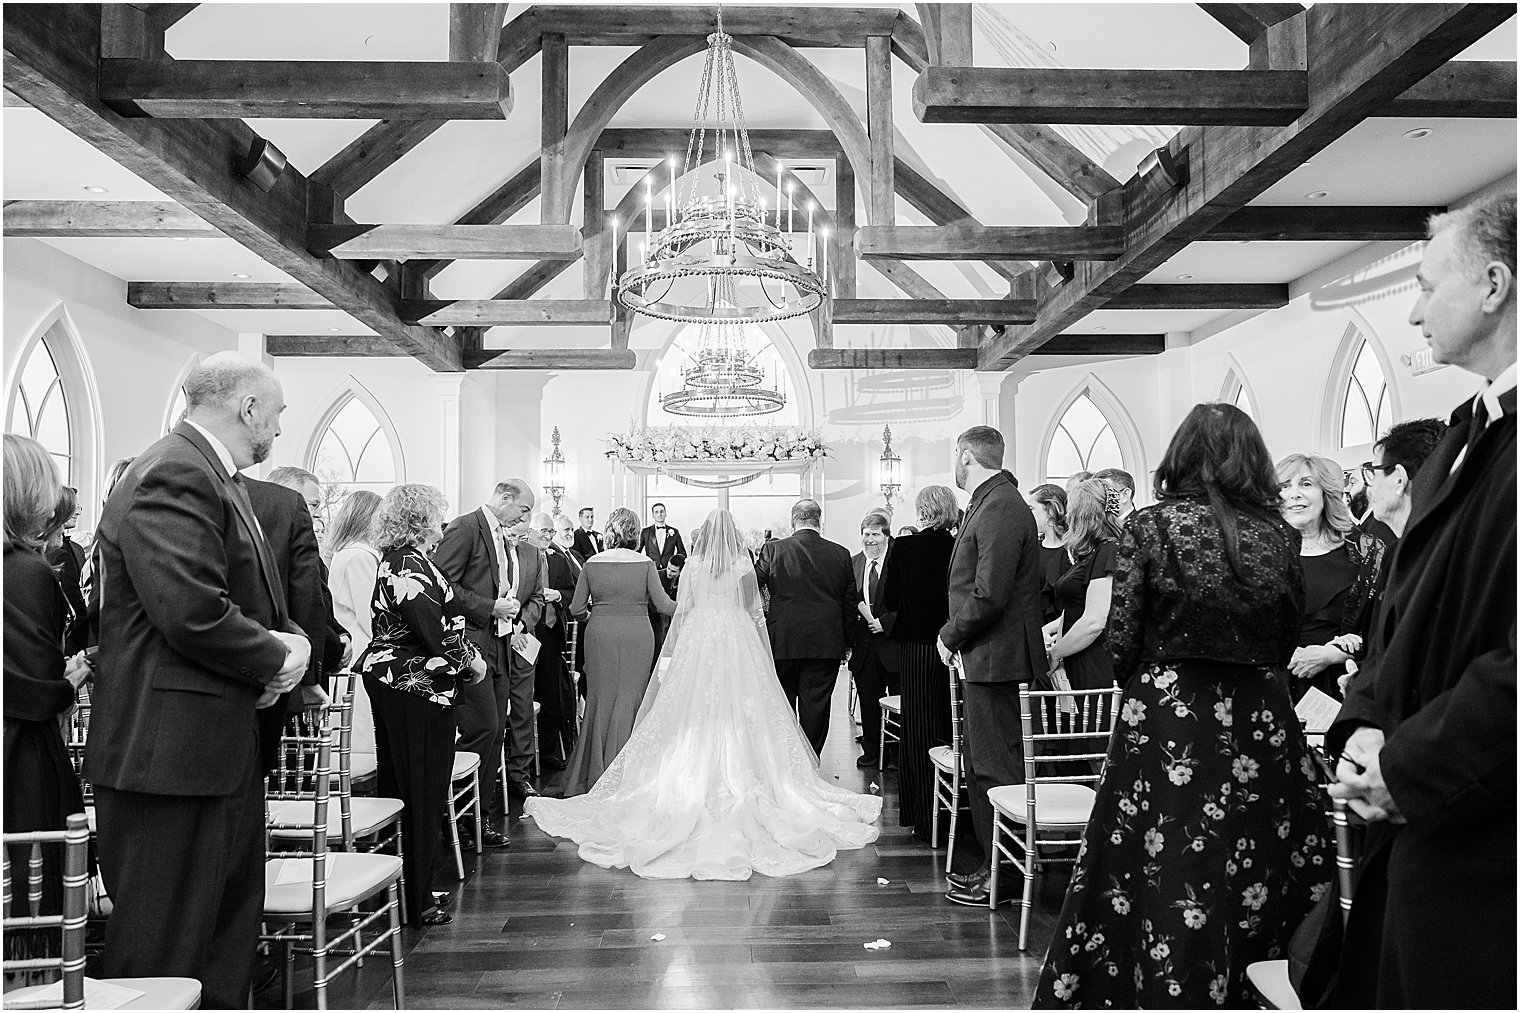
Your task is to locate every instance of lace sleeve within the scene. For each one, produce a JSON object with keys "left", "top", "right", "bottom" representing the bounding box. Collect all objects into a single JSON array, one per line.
[{"left": 1108, "top": 511, "right": 1151, "bottom": 680}]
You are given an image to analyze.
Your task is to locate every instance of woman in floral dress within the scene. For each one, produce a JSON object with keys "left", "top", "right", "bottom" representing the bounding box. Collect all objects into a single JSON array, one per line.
[
  {"left": 1034, "top": 403, "right": 1332, "bottom": 1009},
  {"left": 358, "top": 484, "right": 486, "bottom": 927}
]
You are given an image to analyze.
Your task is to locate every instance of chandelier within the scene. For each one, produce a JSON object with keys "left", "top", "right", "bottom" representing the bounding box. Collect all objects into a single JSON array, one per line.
[{"left": 616, "top": 7, "right": 827, "bottom": 418}]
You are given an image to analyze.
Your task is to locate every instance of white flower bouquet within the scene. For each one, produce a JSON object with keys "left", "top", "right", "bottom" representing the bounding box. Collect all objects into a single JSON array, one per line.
[{"left": 606, "top": 425, "right": 827, "bottom": 463}]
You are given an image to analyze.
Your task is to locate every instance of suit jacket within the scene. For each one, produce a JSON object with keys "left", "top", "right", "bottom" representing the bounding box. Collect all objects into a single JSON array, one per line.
[
  {"left": 434, "top": 507, "right": 510, "bottom": 655},
  {"left": 639, "top": 524, "right": 688, "bottom": 595},
  {"left": 755, "top": 527, "right": 857, "bottom": 661},
  {"left": 572, "top": 527, "right": 604, "bottom": 560},
  {"left": 541, "top": 544, "right": 583, "bottom": 629},
  {"left": 85, "top": 423, "right": 297, "bottom": 797},
  {"left": 244, "top": 478, "right": 328, "bottom": 689},
  {"left": 939, "top": 471, "right": 1046, "bottom": 684},
  {"left": 849, "top": 549, "right": 900, "bottom": 674}
]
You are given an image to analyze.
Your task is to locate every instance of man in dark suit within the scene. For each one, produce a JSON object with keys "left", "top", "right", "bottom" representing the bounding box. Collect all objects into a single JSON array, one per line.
[
  {"left": 937, "top": 425, "right": 1047, "bottom": 906},
  {"left": 755, "top": 498, "right": 857, "bottom": 755},
  {"left": 245, "top": 465, "right": 340, "bottom": 769},
  {"left": 529, "top": 512, "right": 579, "bottom": 770},
  {"left": 1327, "top": 193, "right": 1516, "bottom": 1009},
  {"left": 849, "top": 509, "right": 899, "bottom": 768},
  {"left": 86, "top": 353, "right": 310, "bottom": 1008},
  {"left": 434, "top": 478, "right": 537, "bottom": 846},
  {"left": 640, "top": 502, "right": 687, "bottom": 654},
  {"left": 572, "top": 505, "right": 604, "bottom": 559}
]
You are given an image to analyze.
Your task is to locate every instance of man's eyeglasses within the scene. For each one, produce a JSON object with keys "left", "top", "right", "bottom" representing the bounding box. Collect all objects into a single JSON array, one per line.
[{"left": 1361, "top": 461, "right": 1399, "bottom": 481}]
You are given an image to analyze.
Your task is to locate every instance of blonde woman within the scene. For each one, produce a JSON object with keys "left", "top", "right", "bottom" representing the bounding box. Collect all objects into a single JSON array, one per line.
[
  {"left": 1046, "top": 479, "right": 1122, "bottom": 690},
  {"left": 1276, "top": 453, "right": 1363, "bottom": 698},
  {"left": 325, "top": 490, "right": 383, "bottom": 760}
]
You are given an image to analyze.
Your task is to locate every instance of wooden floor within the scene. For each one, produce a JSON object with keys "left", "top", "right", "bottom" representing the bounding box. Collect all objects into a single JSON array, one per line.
[{"left": 290, "top": 680, "right": 1070, "bottom": 1010}]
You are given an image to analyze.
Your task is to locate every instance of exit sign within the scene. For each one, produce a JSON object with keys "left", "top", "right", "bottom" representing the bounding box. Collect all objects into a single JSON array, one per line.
[{"left": 1401, "top": 348, "right": 1449, "bottom": 376}]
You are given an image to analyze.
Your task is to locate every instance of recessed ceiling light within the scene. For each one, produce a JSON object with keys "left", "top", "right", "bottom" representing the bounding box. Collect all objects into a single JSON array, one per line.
[
  {"left": 1176, "top": 273, "right": 1194, "bottom": 280},
  {"left": 1305, "top": 190, "right": 1330, "bottom": 200},
  {"left": 82, "top": 185, "right": 109, "bottom": 193},
  {"left": 1402, "top": 127, "right": 1434, "bottom": 140},
  {"left": 172, "top": 236, "right": 189, "bottom": 242},
  {"left": 1092, "top": 325, "right": 1108, "bottom": 331},
  {"left": 328, "top": 327, "right": 342, "bottom": 333},
  {"left": 231, "top": 272, "right": 251, "bottom": 279}
]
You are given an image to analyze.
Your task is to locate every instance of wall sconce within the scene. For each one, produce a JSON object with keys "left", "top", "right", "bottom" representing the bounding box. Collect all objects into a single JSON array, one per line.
[
  {"left": 542, "top": 426, "right": 567, "bottom": 516},
  {"left": 1137, "top": 145, "right": 1183, "bottom": 190},
  {"left": 878, "top": 424, "right": 902, "bottom": 509}
]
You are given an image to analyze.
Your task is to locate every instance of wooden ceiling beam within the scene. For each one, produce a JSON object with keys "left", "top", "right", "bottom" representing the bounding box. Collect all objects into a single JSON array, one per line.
[
  {"left": 866, "top": 34, "right": 895, "bottom": 226},
  {"left": 99, "top": 59, "right": 513, "bottom": 119},
  {"left": 266, "top": 335, "right": 402, "bottom": 357},
  {"left": 1208, "top": 205, "right": 1443, "bottom": 242},
  {"left": 1379, "top": 59, "right": 1517, "bottom": 117},
  {"left": 127, "top": 281, "right": 330, "bottom": 310},
  {"left": 1035, "top": 333, "right": 1167, "bottom": 355},
  {"left": 418, "top": 161, "right": 542, "bottom": 281},
  {"left": 913, "top": 67, "right": 1308, "bottom": 126},
  {"left": 809, "top": 348, "right": 978, "bottom": 369},
  {"left": 980, "top": 4, "right": 1509, "bottom": 369},
  {"left": 857, "top": 224, "right": 1126, "bottom": 262},
  {"left": 916, "top": 3, "right": 973, "bottom": 66},
  {"left": 493, "top": 260, "right": 577, "bottom": 301},
  {"left": 866, "top": 259, "right": 947, "bottom": 302},
  {"left": 891, "top": 14, "right": 1119, "bottom": 204},
  {"left": 1198, "top": 4, "right": 1306, "bottom": 43},
  {"left": 503, "top": 5, "right": 900, "bottom": 48},
  {"left": 449, "top": 4, "right": 506, "bottom": 62},
  {"left": 1103, "top": 284, "right": 1288, "bottom": 310},
  {"left": 834, "top": 299, "right": 1037, "bottom": 325},
  {"left": 465, "top": 349, "right": 637, "bottom": 370},
  {"left": 2, "top": 199, "right": 218, "bottom": 237},
  {"left": 401, "top": 299, "right": 611, "bottom": 327},
  {"left": 308, "top": 224, "right": 581, "bottom": 261},
  {"left": 892, "top": 159, "right": 1026, "bottom": 285}
]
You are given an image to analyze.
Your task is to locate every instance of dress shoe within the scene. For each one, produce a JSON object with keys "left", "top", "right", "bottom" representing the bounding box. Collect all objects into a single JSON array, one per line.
[
  {"left": 480, "top": 828, "right": 511, "bottom": 849},
  {"left": 856, "top": 753, "right": 880, "bottom": 768},
  {"left": 509, "top": 781, "right": 540, "bottom": 799},
  {"left": 421, "top": 908, "right": 454, "bottom": 926},
  {"left": 431, "top": 890, "right": 453, "bottom": 907},
  {"left": 945, "top": 869, "right": 987, "bottom": 889},
  {"left": 946, "top": 879, "right": 1000, "bottom": 907}
]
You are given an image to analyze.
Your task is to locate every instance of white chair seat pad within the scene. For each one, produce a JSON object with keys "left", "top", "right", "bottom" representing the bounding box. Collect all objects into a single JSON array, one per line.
[
  {"left": 988, "top": 783, "right": 1097, "bottom": 827},
  {"left": 263, "top": 853, "right": 403, "bottom": 915},
  {"left": 879, "top": 694, "right": 902, "bottom": 713},
  {"left": 452, "top": 751, "right": 481, "bottom": 779},
  {"left": 268, "top": 797, "right": 405, "bottom": 840},
  {"left": 3, "top": 977, "right": 202, "bottom": 1010},
  {"left": 350, "top": 751, "right": 378, "bottom": 780},
  {"left": 1246, "top": 960, "right": 1302, "bottom": 1010},
  {"left": 929, "top": 745, "right": 958, "bottom": 773}
]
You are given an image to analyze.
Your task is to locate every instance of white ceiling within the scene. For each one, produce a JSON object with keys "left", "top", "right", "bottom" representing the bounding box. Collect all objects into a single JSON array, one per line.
[{"left": 3, "top": 3, "right": 1515, "bottom": 351}]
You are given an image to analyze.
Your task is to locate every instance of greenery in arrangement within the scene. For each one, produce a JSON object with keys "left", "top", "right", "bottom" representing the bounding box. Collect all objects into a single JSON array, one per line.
[{"left": 606, "top": 425, "right": 828, "bottom": 464}]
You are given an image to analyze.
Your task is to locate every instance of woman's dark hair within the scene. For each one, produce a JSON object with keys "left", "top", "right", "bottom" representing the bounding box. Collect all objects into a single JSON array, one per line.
[
  {"left": 1154, "top": 402, "right": 1283, "bottom": 575},
  {"left": 1029, "top": 483, "right": 1068, "bottom": 538}
]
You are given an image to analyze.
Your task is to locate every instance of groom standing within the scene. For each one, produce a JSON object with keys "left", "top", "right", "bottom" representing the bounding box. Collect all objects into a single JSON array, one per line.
[
  {"left": 640, "top": 502, "right": 687, "bottom": 655},
  {"left": 756, "top": 499, "right": 857, "bottom": 754}
]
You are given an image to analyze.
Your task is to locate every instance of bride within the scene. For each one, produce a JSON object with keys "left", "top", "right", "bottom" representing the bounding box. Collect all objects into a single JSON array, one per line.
[{"left": 524, "top": 509, "right": 881, "bottom": 880}]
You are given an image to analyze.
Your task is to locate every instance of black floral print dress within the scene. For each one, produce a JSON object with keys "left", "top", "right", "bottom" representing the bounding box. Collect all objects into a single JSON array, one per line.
[
  {"left": 1034, "top": 499, "right": 1332, "bottom": 1009},
  {"left": 358, "top": 547, "right": 479, "bottom": 704}
]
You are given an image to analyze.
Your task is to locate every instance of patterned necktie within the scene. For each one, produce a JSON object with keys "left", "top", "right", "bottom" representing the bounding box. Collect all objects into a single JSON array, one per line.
[{"left": 867, "top": 559, "right": 879, "bottom": 612}]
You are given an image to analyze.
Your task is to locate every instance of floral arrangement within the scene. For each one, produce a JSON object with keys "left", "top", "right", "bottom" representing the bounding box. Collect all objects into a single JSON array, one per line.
[{"left": 606, "top": 424, "right": 828, "bottom": 464}]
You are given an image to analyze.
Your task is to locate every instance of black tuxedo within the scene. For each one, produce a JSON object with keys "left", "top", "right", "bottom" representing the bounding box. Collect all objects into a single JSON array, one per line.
[
  {"left": 573, "top": 526, "right": 604, "bottom": 559},
  {"left": 756, "top": 527, "right": 857, "bottom": 753},
  {"left": 87, "top": 423, "right": 300, "bottom": 1008},
  {"left": 640, "top": 523, "right": 687, "bottom": 655},
  {"left": 1327, "top": 388, "right": 1516, "bottom": 1009},
  {"left": 849, "top": 548, "right": 900, "bottom": 762},
  {"left": 939, "top": 471, "right": 1047, "bottom": 876},
  {"left": 535, "top": 543, "right": 583, "bottom": 763}
]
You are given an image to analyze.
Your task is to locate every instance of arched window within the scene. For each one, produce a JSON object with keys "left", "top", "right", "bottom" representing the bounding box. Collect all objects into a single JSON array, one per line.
[
  {"left": 1339, "top": 337, "right": 1392, "bottom": 449},
  {"left": 1221, "top": 368, "right": 1257, "bottom": 420},
  {"left": 8, "top": 334, "right": 73, "bottom": 482},
  {"left": 308, "top": 393, "right": 399, "bottom": 526},
  {"left": 1044, "top": 391, "right": 1125, "bottom": 488},
  {"left": 165, "top": 385, "right": 188, "bottom": 433}
]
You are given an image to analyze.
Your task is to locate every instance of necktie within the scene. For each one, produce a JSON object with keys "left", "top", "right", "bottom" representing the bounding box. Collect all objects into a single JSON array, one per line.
[
  {"left": 503, "top": 536, "right": 517, "bottom": 591},
  {"left": 229, "top": 473, "right": 286, "bottom": 621},
  {"left": 867, "top": 559, "right": 879, "bottom": 612},
  {"left": 1451, "top": 396, "right": 1491, "bottom": 476}
]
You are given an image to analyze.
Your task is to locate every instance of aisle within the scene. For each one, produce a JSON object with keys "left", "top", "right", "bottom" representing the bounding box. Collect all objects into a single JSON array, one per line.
[{"left": 328, "top": 677, "right": 1068, "bottom": 1010}]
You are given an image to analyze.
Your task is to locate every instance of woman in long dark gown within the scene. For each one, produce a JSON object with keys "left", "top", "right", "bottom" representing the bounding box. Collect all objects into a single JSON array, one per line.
[
  {"left": 1047, "top": 479, "right": 1119, "bottom": 691},
  {"left": 877, "top": 485, "right": 956, "bottom": 842},
  {"left": 1035, "top": 403, "right": 1332, "bottom": 1009},
  {"left": 560, "top": 507, "right": 675, "bottom": 797}
]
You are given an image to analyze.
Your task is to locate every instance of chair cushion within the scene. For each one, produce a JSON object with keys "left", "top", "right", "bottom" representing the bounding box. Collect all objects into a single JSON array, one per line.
[
  {"left": 879, "top": 694, "right": 901, "bottom": 713},
  {"left": 350, "top": 751, "right": 378, "bottom": 780},
  {"left": 263, "top": 853, "right": 403, "bottom": 915},
  {"left": 1246, "top": 959, "right": 1302, "bottom": 1010},
  {"left": 268, "top": 797, "right": 405, "bottom": 841},
  {"left": 929, "top": 745, "right": 958, "bottom": 774},
  {"left": 987, "top": 783, "right": 1097, "bottom": 827},
  {"left": 2, "top": 976, "right": 201, "bottom": 1010},
  {"left": 452, "top": 751, "right": 480, "bottom": 779}
]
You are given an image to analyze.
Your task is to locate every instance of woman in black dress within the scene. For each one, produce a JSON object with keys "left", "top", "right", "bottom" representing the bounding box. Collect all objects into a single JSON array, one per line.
[
  {"left": 1275, "top": 453, "right": 1364, "bottom": 698},
  {"left": 877, "top": 485, "right": 957, "bottom": 842},
  {"left": 3, "top": 436, "right": 90, "bottom": 935},
  {"left": 1029, "top": 483, "right": 1069, "bottom": 630},
  {"left": 1035, "top": 403, "right": 1331, "bottom": 1009},
  {"left": 1047, "top": 479, "right": 1119, "bottom": 691}
]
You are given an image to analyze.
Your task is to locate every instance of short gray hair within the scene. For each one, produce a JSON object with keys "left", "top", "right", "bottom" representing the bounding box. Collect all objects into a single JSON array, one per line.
[
  {"left": 182, "top": 352, "right": 276, "bottom": 412},
  {"left": 1429, "top": 191, "right": 1517, "bottom": 279},
  {"left": 915, "top": 485, "right": 960, "bottom": 530},
  {"left": 267, "top": 465, "right": 319, "bottom": 491},
  {"left": 493, "top": 478, "right": 531, "bottom": 502},
  {"left": 790, "top": 498, "right": 822, "bottom": 528}
]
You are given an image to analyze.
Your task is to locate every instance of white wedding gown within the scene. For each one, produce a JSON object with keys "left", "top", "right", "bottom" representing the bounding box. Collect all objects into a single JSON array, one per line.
[{"left": 525, "top": 511, "right": 881, "bottom": 880}]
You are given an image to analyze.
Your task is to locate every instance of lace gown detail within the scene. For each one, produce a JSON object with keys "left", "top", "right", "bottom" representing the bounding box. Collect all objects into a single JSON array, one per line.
[{"left": 526, "top": 515, "right": 881, "bottom": 880}]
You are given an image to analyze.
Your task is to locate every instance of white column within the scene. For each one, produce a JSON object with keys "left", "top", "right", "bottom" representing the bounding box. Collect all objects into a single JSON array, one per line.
[
  {"left": 973, "top": 373, "right": 1007, "bottom": 429},
  {"left": 434, "top": 374, "right": 464, "bottom": 517}
]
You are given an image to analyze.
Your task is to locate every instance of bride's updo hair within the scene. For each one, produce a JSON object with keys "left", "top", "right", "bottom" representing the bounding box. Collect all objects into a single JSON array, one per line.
[{"left": 605, "top": 507, "right": 640, "bottom": 550}]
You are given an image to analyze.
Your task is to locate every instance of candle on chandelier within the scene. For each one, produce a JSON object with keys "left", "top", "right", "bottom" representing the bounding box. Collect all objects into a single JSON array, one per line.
[
  {"left": 774, "top": 167, "right": 783, "bottom": 230},
  {"left": 669, "top": 156, "right": 678, "bottom": 223},
  {"left": 645, "top": 180, "right": 653, "bottom": 249},
  {"left": 608, "top": 215, "right": 620, "bottom": 299},
  {"left": 820, "top": 226, "right": 830, "bottom": 290},
  {"left": 786, "top": 183, "right": 794, "bottom": 235},
  {"left": 806, "top": 201, "right": 815, "bottom": 266}
]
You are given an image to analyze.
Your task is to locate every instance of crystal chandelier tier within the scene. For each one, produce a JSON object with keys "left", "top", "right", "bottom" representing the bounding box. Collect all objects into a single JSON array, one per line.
[{"left": 617, "top": 7, "right": 827, "bottom": 418}]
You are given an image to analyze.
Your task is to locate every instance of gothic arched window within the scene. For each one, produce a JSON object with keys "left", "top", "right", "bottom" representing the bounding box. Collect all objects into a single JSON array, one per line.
[
  {"left": 308, "top": 393, "right": 399, "bottom": 525},
  {"left": 1044, "top": 390, "right": 1125, "bottom": 488},
  {"left": 8, "top": 333, "right": 73, "bottom": 483},
  {"left": 1339, "top": 337, "right": 1392, "bottom": 449}
]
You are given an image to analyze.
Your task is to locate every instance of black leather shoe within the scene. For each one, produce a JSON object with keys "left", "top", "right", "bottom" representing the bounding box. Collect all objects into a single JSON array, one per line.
[
  {"left": 856, "top": 753, "right": 880, "bottom": 768},
  {"left": 946, "top": 869, "right": 987, "bottom": 889},
  {"left": 510, "top": 781, "right": 540, "bottom": 799},
  {"left": 421, "top": 909, "right": 454, "bottom": 926},
  {"left": 946, "top": 880, "right": 999, "bottom": 907},
  {"left": 480, "top": 828, "right": 511, "bottom": 849}
]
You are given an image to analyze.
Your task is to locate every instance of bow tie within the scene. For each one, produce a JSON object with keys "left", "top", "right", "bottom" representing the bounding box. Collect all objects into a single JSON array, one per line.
[{"left": 657, "top": 526, "right": 668, "bottom": 531}]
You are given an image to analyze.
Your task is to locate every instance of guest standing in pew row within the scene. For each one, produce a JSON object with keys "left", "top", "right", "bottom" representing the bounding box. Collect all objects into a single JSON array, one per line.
[
  {"left": 1045, "top": 479, "right": 1120, "bottom": 692},
  {"left": 326, "top": 489, "right": 384, "bottom": 770},
  {"left": 86, "top": 353, "right": 311, "bottom": 1008},
  {"left": 357, "top": 484, "right": 487, "bottom": 928},
  {"left": 1327, "top": 192, "right": 1516, "bottom": 1010},
  {"left": 1035, "top": 402, "right": 1331, "bottom": 1009},
  {"left": 44, "top": 485, "right": 88, "bottom": 656},
  {"left": 1028, "top": 483, "right": 1069, "bottom": 629},
  {"left": 847, "top": 509, "right": 899, "bottom": 769}
]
